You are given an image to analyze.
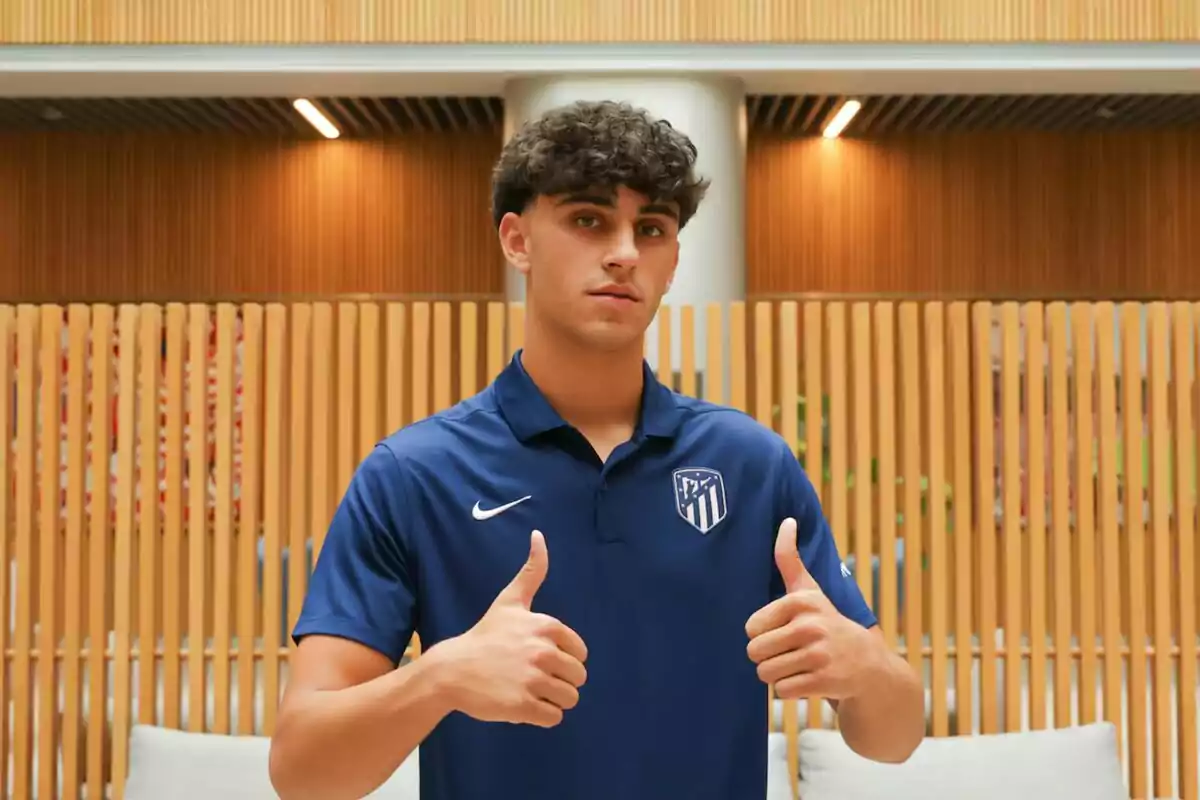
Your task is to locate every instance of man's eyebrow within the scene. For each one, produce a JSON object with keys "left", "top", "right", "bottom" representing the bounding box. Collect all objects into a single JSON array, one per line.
[
  {"left": 556, "top": 192, "right": 615, "bottom": 207},
  {"left": 641, "top": 203, "right": 679, "bottom": 221},
  {"left": 556, "top": 193, "right": 679, "bottom": 221}
]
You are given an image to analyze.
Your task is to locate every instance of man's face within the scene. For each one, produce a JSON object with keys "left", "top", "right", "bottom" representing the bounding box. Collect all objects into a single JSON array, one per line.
[{"left": 499, "top": 184, "right": 681, "bottom": 352}]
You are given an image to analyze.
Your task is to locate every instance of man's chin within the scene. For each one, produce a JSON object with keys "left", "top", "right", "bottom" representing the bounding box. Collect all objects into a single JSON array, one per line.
[{"left": 567, "top": 320, "right": 646, "bottom": 352}]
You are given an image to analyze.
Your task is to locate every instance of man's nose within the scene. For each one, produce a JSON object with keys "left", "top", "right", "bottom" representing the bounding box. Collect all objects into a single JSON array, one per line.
[{"left": 604, "top": 225, "right": 639, "bottom": 269}]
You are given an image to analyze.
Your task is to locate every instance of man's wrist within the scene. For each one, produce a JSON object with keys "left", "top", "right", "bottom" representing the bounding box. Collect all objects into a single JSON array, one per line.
[
  {"left": 400, "top": 637, "right": 467, "bottom": 719},
  {"left": 846, "top": 625, "right": 895, "bottom": 702}
]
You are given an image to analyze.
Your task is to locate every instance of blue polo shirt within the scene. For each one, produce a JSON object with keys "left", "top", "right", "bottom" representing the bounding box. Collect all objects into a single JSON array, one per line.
[{"left": 293, "top": 351, "right": 876, "bottom": 800}]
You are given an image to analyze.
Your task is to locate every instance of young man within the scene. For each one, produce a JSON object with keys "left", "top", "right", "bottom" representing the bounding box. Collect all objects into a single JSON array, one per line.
[{"left": 269, "top": 100, "right": 924, "bottom": 800}]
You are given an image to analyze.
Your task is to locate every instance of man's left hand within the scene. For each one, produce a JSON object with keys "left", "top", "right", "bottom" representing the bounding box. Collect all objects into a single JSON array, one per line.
[{"left": 744, "top": 517, "right": 881, "bottom": 701}]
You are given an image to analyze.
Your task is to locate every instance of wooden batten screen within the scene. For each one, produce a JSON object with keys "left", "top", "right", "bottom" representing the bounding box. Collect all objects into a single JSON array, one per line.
[{"left": 0, "top": 298, "right": 1198, "bottom": 800}]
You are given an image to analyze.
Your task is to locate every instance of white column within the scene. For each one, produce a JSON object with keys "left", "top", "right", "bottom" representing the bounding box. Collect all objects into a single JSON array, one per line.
[{"left": 502, "top": 75, "right": 747, "bottom": 395}]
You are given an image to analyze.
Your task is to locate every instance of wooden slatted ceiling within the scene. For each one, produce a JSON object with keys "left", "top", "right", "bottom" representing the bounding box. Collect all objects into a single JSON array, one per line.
[
  {"left": 3, "top": 94, "right": 1200, "bottom": 137},
  {"left": 0, "top": 96, "right": 505, "bottom": 136},
  {"left": 750, "top": 94, "right": 1200, "bottom": 136}
]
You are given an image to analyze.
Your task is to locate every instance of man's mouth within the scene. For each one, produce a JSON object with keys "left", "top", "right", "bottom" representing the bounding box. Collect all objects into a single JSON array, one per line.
[{"left": 589, "top": 285, "right": 638, "bottom": 302}]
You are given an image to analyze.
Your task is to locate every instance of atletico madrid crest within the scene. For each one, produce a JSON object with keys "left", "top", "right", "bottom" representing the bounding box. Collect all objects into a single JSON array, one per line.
[{"left": 673, "top": 467, "right": 728, "bottom": 534}]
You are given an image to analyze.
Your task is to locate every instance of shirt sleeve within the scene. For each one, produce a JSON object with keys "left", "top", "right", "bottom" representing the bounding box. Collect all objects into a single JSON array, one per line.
[
  {"left": 291, "top": 444, "right": 419, "bottom": 665},
  {"left": 773, "top": 441, "right": 878, "bottom": 630}
]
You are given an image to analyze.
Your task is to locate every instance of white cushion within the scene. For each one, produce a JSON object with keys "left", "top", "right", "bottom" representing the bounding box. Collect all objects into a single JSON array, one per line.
[
  {"left": 797, "top": 722, "right": 1129, "bottom": 800},
  {"left": 124, "top": 725, "right": 419, "bottom": 800}
]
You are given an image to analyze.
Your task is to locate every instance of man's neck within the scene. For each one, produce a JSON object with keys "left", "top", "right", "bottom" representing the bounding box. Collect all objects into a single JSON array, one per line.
[{"left": 518, "top": 326, "right": 646, "bottom": 439}]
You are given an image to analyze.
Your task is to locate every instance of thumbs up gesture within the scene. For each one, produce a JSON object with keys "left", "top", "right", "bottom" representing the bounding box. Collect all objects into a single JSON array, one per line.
[
  {"left": 434, "top": 530, "right": 588, "bottom": 728},
  {"left": 745, "top": 518, "right": 874, "bottom": 701}
]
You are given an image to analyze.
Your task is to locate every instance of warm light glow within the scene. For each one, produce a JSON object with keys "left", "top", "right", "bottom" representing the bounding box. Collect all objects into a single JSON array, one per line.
[
  {"left": 293, "top": 98, "right": 340, "bottom": 139},
  {"left": 822, "top": 99, "right": 862, "bottom": 139}
]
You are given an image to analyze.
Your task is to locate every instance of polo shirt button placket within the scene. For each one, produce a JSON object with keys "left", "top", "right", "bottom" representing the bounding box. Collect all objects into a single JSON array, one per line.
[{"left": 595, "top": 477, "right": 620, "bottom": 544}]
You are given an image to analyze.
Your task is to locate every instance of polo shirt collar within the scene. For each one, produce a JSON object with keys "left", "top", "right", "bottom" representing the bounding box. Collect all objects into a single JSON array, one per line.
[{"left": 495, "top": 350, "right": 684, "bottom": 442}]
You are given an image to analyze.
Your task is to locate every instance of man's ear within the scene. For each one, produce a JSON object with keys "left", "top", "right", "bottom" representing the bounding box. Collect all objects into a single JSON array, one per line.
[{"left": 498, "top": 212, "right": 532, "bottom": 275}]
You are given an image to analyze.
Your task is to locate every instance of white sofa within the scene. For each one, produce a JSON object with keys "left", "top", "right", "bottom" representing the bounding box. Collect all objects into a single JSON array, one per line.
[
  {"left": 123, "top": 721, "right": 1136, "bottom": 800},
  {"left": 796, "top": 721, "right": 1132, "bottom": 800}
]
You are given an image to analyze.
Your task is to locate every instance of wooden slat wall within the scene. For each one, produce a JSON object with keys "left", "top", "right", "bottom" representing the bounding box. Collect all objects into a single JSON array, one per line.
[
  {"left": 747, "top": 130, "right": 1200, "bottom": 297},
  {"left": 0, "top": 133, "right": 504, "bottom": 301},
  {"left": 7, "top": 130, "right": 1200, "bottom": 302},
  {"left": 1, "top": 298, "right": 1199, "bottom": 800},
  {"left": 0, "top": 0, "right": 1195, "bottom": 43}
]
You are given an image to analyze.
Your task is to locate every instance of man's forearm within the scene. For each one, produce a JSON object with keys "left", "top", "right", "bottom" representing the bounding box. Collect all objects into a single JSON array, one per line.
[
  {"left": 269, "top": 649, "right": 454, "bottom": 800},
  {"left": 837, "top": 634, "right": 925, "bottom": 763}
]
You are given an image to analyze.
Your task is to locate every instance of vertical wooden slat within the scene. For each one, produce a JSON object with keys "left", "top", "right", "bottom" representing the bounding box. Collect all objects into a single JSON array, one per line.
[
  {"left": 162, "top": 304, "right": 186, "bottom": 731},
  {"left": 778, "top": 301, "right": 799, "bottom": 455},
  {"left": 0, "top": 305, "right": 12, "bottom": 798},
  {"left": 310, "top": 302, "right": 333, "bottom": 559},
  {"left": 827, "top": 302, "right": 849, "bottom": 580},
  {"left": 11, "top": 305, "right": 36, "bottom": 800},
  {"left": 973, "top": 301, "right": 998, "bottom": 733},
  {"left": 111, "top": 303, "right": 139, "bottom": 798},
  {"left": 37, "top": 304, "right": 62, "bottom": 800},
  {"left": 1094, "top": 303, "right": 1123, "bottom": 742},
  {"left": 1180, "top": 302, "right": 1200, "bottom": 800},
  {"left": 460, "top": 301, "right": 479, "bottom": 400},
  {"left": 753, "top": 302, "right": 772, "bottom": 428},
  {"left": 211, "top": 303, "right": 237, "bottom": 736},
  {"left": 1173, "top": 301, "right": 1198, "bottom": 800},
  {"left": 1025, "top": 303, "right": 1048, "bottom": 732},
  {"left": 386, "top": 302, "right": 408, "bottom": 432},
  {"left": 237, "top": 304, "right": 263, "bottom": 736},
  {"left": 1146, "top": 302, "right": 1173, "bottom": 798},
  {"left": 262, "top": 304, "right": 288, "bottom": 736},
  {"left": 1047, "top": 303, "right": 1073, "bottom": 730},
  {"left": 705, "top": 302, "right": 724, "bottom": 405},
  {"left": 433, "top": 301, "right": 452, "bottom": 412},
  {"left": 485, "top": 301, "right": 504, "bottom": 383},
  {"left": 898, "top": 302, "right": 921, "bottom": 675},
  {"left": 85, "top": 304, "right": 112, "bottom": 777},
  {"left": 802, "top": 301, "right": 824, "bottom": 731},
  {"left": 336, "top": 302, "right": 358, "bottom": 496},
  {"left": 658, "top": 305, "right": 673, "bottom": 388},
  {"left": 1121, "top": 302, "right": 1148, "bottom": 800},
  {"left": 873, "top": 303, "right": 898, "bottom": 650},
  {"left": 851, "top": 303, "right": 873, "bottom": 610},
  {"left": 680, "top": 304, "right": 696, "bottom": 397},
  {"left": 926, "top": 301, "right": 948, "bottom": 737},
  {"left": 288, "top": 303, "right": 311, "bottom": 645},
  {"left": 82, "top": 302, "right": 111, "bottom": 786},
  {"left": 1000, "top": 302, "right": 1022, "bottom": 732},
  {"left": 411, "top": 302, "right": 431, "bottom": 423},
  {"left": 360, "top": 301, "right": 381, "bottom": 458},
  {"left": 186, "top": 304, "right": 209, "bottom": 734},
  {"left": 948, "top": 302, "right": 974, "bottom": 736},
  {"left": 137, "top": 304, "right": 161, "bottom": 731},
  {"left": 1072, "top": 302, "right": 1098, "bottom": 726},
  {"left": 730, "top": 301, "right": 746, "bottom": 413}
]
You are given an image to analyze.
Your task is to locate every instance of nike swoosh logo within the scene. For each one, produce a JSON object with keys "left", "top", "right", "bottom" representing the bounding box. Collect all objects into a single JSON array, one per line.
[{"left": 472, "top": 495, "right": 532, "bottom": 521}]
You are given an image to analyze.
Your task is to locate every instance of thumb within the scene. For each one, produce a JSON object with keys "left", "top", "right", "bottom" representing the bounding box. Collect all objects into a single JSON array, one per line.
[
  {"left": 773, "top": 517, "right": 815, "bottom": 593},
  {"left": 499, "top": 529, "right": 548, "bottom": 609}
]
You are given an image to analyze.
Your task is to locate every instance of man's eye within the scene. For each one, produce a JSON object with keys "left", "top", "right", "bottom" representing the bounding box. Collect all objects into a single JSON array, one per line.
[
  {"left": 574, "top": 215, "right": 600, "bottom": 228},
  {"left": 640, "top": 223, "right": 664, "bottom": 237}
]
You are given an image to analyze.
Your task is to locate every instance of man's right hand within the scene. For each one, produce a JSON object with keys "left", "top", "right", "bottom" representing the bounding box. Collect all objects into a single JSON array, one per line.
[{"left": 431, "top": 530, "right": 588, "bottom": 729}]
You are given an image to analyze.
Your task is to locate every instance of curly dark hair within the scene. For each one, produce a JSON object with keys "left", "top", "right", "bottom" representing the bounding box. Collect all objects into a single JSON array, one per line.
[{"left": 491, "top": 99, "right": 710, "bottom": 229}]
